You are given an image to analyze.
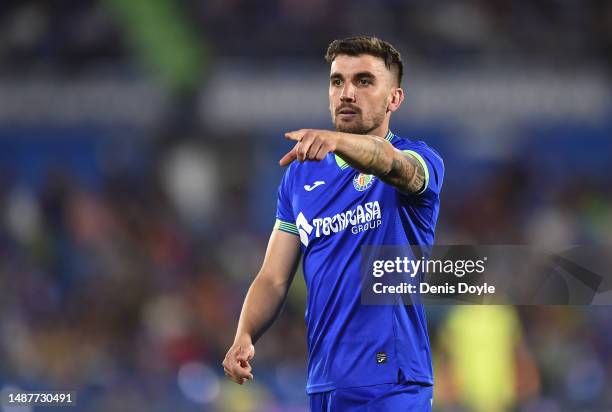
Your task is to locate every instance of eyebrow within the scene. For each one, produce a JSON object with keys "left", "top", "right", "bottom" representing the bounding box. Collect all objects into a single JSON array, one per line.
[{"left": 330, "top": 71, "right": 377, "bottom": 80}]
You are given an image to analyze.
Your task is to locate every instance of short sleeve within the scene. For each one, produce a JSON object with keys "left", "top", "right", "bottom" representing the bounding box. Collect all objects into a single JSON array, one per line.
[
  {"left": 274, "top": 167, "right": 299, "bottom": 235},
  {"left": 402, "top": 144, "right": 444, "bottom": 197},
  {"left": 395, "top": 140, "right": 444, "bottom": 232}
]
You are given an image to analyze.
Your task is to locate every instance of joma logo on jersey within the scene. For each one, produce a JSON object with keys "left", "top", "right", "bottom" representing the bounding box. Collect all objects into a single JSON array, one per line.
[
  {"left": 295, "top": 201, "right": 382, "bottom": 246},
  {"left": 353, "top": 173, "right": 375, "bottom": 191}
]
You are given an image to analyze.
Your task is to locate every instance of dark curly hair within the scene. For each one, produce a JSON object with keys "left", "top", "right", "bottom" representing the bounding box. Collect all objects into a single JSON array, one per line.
[{"left": 325, "top": 36, "right": 403, "bottom": 86}]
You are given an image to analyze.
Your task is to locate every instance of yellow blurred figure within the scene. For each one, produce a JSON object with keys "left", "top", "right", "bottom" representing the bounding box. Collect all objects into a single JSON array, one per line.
[{"left": 436, "top": 306, "right": 536, "bottom": 412}]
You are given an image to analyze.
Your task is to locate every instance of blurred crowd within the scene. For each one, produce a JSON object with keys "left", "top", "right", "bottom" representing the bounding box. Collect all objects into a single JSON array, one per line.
[
  {"left": 0, "top": 0, "right": 611, "bottom": 72},
  {"left": 0, "top": 1, "right": 611, "bottom": 411},
  {"left": 0, "top": 134, "right": 610, "bottom": 411}
]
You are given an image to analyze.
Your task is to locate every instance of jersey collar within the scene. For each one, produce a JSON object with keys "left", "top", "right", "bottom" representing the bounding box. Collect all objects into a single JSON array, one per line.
[{"left": 334, "top": 130, "right": 395, "bottom": 170}]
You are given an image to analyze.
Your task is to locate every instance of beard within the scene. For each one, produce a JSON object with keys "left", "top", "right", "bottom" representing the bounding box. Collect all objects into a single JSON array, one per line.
[{"left": 332, "top": 104, "right": 387, "bottom": 135}]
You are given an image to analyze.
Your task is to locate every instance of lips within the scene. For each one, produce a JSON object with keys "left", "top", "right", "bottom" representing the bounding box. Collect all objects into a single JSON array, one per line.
[{"left": 337, "top": 106, "right": 359, "bottom": 116}]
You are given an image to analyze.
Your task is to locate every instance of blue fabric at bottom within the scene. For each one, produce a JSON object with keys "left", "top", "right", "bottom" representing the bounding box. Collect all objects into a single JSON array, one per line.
[{"left": 309, "top": 382, "right": 433, "bottom": 412}]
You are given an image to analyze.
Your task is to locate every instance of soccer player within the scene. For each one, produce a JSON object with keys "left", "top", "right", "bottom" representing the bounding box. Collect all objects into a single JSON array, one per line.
[{"left": 223, "top": 36, "right": 444, "bottom": 411}]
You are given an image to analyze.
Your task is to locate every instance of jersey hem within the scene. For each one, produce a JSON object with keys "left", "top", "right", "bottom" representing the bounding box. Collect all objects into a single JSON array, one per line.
[{"left": 306, "top": 375, "right": 434, "bottom": 394}]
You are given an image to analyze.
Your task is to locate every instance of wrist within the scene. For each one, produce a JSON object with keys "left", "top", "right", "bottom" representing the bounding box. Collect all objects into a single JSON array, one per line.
[
  {"left": 329, "top": 131, "right": 345, "bottom": 153},
  {"left": 234, "top": 333, "right": 253, "bottom": 346}
]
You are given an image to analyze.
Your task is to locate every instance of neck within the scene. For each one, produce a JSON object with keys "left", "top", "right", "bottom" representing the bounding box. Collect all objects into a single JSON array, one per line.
[{"left": 369, "top": 120, "right": 390, "bottom": 139}]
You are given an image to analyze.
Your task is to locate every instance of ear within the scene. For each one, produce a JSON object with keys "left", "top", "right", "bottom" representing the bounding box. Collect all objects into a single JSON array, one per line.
[{"left": 387, "top": 87, "right": 404, "bottom": 113}]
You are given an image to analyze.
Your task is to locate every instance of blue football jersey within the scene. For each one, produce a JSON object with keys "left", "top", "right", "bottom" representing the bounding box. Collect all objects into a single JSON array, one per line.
[{"left": 274, "top": 130, "right": 444, "bottom": 394}]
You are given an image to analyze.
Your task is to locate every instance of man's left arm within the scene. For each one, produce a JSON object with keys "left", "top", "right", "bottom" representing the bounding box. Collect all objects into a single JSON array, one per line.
[{"left": 279, "top": 129, "right": 426, "bottom": 195}]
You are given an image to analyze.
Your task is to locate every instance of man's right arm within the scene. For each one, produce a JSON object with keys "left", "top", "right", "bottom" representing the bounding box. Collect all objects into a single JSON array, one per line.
[{"left": 222, "top": 229, "right": 301, "bottom": 384}]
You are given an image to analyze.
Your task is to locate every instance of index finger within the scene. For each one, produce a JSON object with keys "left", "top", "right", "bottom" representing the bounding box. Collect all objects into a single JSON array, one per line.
[
  {"left": 284, "top": 130, "right": 304, "bottom": 141},
  {"left": 279, "top": 147, "right": 297, "bottom": 166}
]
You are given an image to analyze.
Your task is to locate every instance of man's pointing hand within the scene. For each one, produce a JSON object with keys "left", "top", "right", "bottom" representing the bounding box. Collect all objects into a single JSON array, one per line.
[{"left": 279, "top": 129, "right": 339, "bottom": 166}]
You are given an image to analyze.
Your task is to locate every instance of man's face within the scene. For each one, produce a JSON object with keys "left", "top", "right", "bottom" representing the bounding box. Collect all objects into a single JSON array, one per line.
[{"left": 329, "top": 54, "right": 396, "bottom": 135}]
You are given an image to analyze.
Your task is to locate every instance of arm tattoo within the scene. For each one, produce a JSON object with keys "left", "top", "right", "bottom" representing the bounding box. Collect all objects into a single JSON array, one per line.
[
  {"left": 341, "top": 136, "right": 388, "bottom": 176},
  {"left": 334, "top": 134, "right": 425, "bottom": 193},
  {"left": 366, "top": 138, "right": 383, "bottom": 171},
  {"left": 386, "top": 153, "right": 426, "bottom": 194}
]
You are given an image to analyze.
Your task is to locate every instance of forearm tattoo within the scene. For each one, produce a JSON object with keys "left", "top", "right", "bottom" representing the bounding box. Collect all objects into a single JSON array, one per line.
[
  {"left": 365, "top": 138, "right": 383, "bottom": 172},
  {"left": 338, "top": 135, "right": 425, "bottom": 194},
  {"left": 343, "top": 136, "right": 388, "bottom": 176},
  {"left": 388, "top": 153, "right": 425, "bottom": 194}
]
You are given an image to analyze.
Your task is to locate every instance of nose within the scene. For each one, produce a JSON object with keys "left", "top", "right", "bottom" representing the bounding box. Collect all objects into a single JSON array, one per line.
[{"left": 340, "top": 83, "right": 355, "bottom": 102}]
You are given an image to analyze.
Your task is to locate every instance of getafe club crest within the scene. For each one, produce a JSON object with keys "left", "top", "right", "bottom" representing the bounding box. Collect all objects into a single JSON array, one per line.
[{"left": 353, "top": 173, "right": 375, "bottom": 191}]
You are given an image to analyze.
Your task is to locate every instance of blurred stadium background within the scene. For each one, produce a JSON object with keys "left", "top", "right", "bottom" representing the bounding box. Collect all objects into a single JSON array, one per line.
[{"left": 0, "top": 1, "right": 611, "bottom": 411}]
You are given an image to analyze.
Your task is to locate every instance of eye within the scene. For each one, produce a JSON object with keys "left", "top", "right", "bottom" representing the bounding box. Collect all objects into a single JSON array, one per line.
[
  {"left": 358, "top": 78, "right": 372, "bottom": 86},
  {"left": 331, "top": 78, "right": 342, "bottom": 86}
]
